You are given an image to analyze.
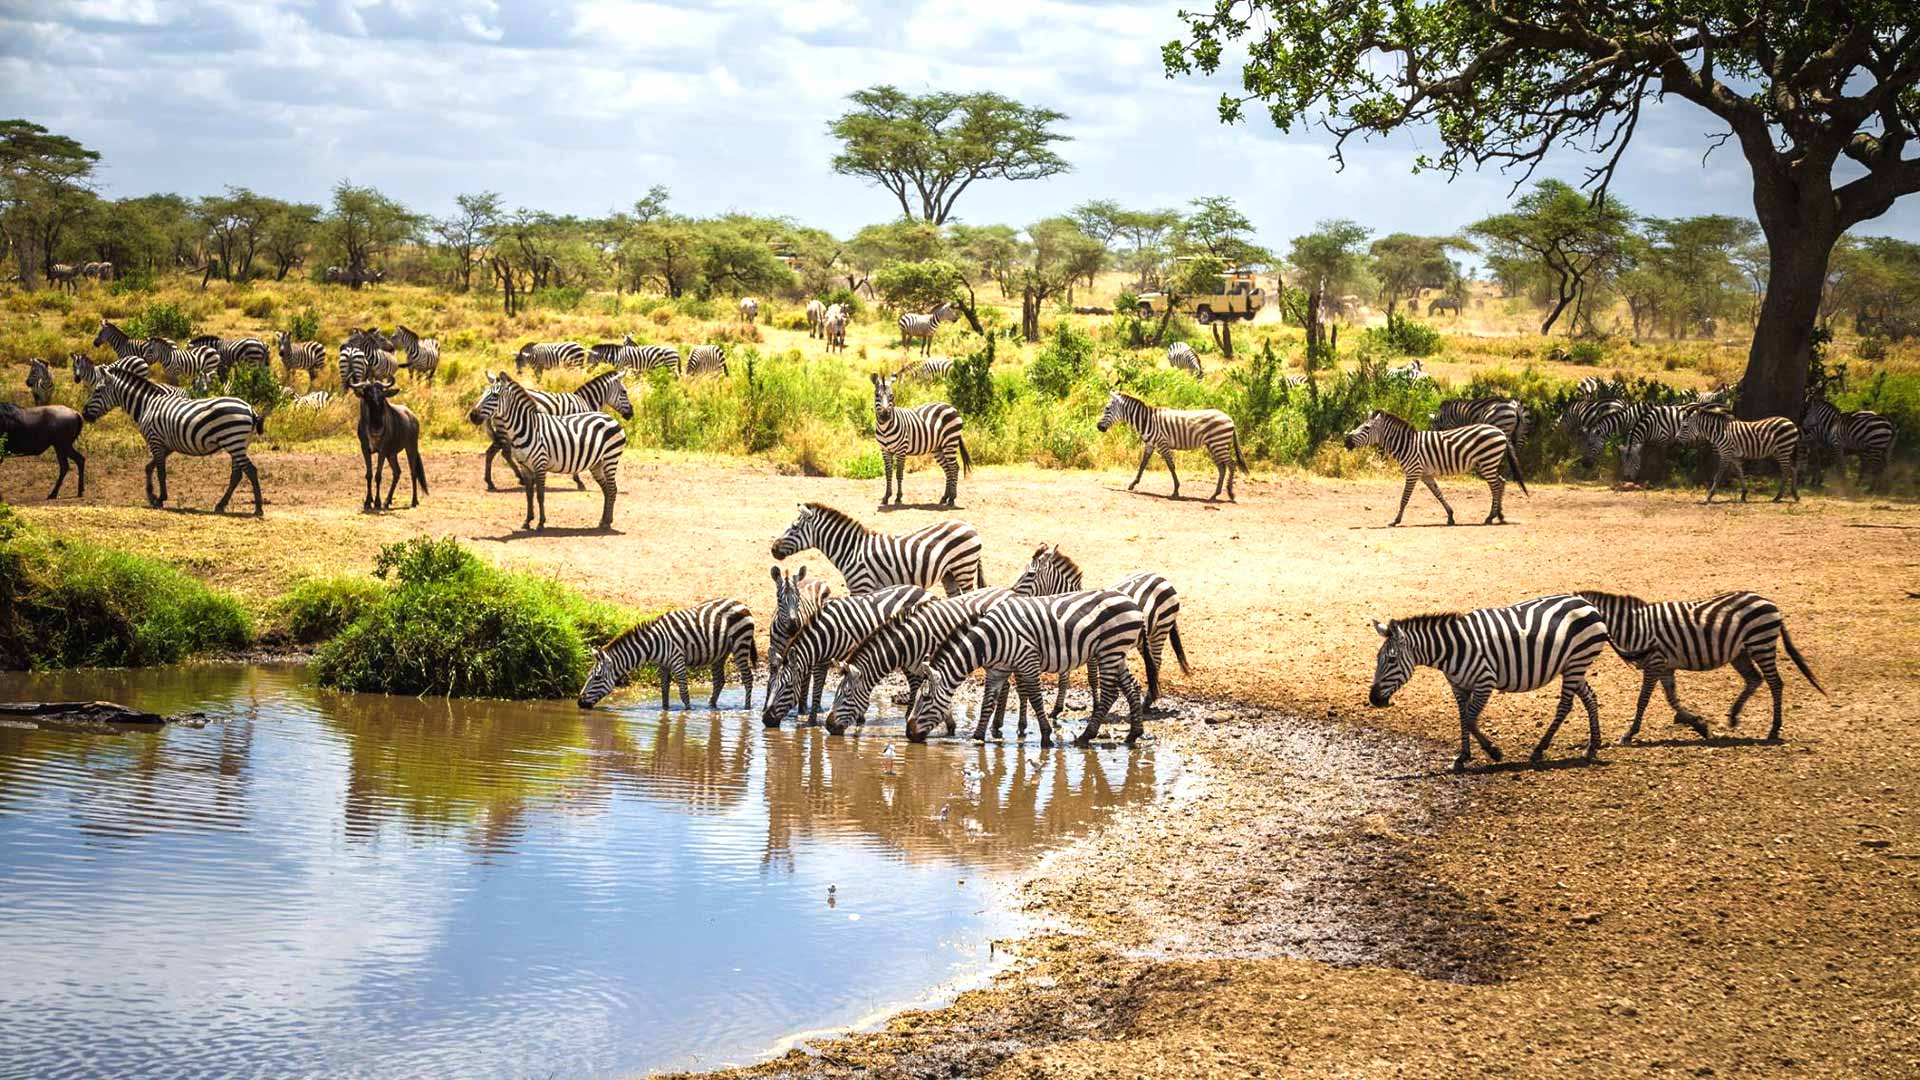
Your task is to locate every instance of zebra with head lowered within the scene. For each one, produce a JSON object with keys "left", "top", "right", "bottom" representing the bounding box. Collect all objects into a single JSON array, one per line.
[
  {"left": 341, "top": 328, "right": 400, "bottom": 384},
  {"left": 1369, "top": 594, "right": 1611, "bottom": 772},
  {"left": 1801, "top": 399, "right": 1897, "bottom": 489},
  {"left": 1679, "top": 403, "right": 1800, "bottom": 503},
  {"left": 83, "top": 365, "right": 265, "bottom": 515},
  {"left": 276, "top": 332, "right": 327, "bottom": 382},
  {"left": 613, "top": 343, "right": 680, "bottom": 374},
  {"left": 1167, "top": 341, "right": 1203, "bottom": 375},
  {"left": 392, "top": 325, "right": 439, "bottom": 382},
  {"left": 1578, "top": 590, "right": 1825, "bottom": 745},
  {"left": 479, "top": 371, "right": 626, "bottom": 532},
  {"left": 914, "top": 590, "right": 1149, "bottom": 747},
  {"left": 514, "top": 340, "right": 588, "bottom": 374},
  {"left": 468, "top": 370, "right": 632, "bottom": 492},
  {"left": 686, "top": 345, "right": 727, "bottom": 376},
  {"left": 760, "top": 585, "right": 930, "bottom": 728},
  {"left": 1344, "top": 409, "right": 1526, "bottom": 525},
  {"left": 151, "top": 340, "right": 223, "bottom": 391},
  {"left": 1006, "top": 543, "right": 1190, "bottom": 712},
  {"left": 823, "top": 304, "right": 848, "bottom": 353},
  {"left": 1618, "top": 401, "right": 1706, "bottom": 480},
  {"left": 1433, "top": 396, "right": 1530, "bottom": 449},
  {"left": 772, "top": 502, "right": 986, "bottom": 596},
  {"left": 1098, "top": 390, "right": 1249, "bottom": 502},
  {"left": 768, "top": 566, "right": 835, "bottom": 724},
  {"left": 578, "top": 598, "right": 758, "bottom": 710},
  {"left": 1558, "top": 398, "right": 1629, "bottom": 470},
  {"left": 189, "top": 334, "right": 271, "bottom": 375},
  {"left": 898, "top": 301, "right": 955, "bottom": 356},
  {"left": 834, "top": 586, "right": 1015, "bottom": 738},
  {"left": 871, "top": 371, "right": 970, "bottom": 507},
  {"left": 25, "top": 358, "right": 54, "bottom": 406}
]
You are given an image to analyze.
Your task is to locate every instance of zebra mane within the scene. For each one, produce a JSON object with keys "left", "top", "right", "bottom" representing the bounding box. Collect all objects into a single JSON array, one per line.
[
  {"left": 801, "top": 501, "right": 870, "bottom": 533},
  {"left": 1370, "top": 409, "right": 1414, "bottom": 431},
  {"left": 1577, "top": 589, "right": 1648, "bottom": 608},
  {"left": 1390, "top": 612, "right": 1464, "bottom": 634},
  {"left": 1113, "top": 390, "right": 1150, "bottom": 409},
  {"left": 604, "top": 612, "right": 668, "bottom": 650},
  {"left": 1039, "top": 545, "right": 1080, "bottom": 577}
]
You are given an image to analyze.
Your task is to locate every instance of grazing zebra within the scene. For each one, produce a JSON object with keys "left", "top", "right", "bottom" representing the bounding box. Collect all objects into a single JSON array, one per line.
[
  {"left": 768, "top": 566, "right": 835, "bottom": 724},
  {"left": 1558, "top": 398, "right": 1629, "bottom": 469},
  {"left": 871, "top": 372, "right": 970, "bottom": 507},
  {"left": 1433, "top": 396, "right": 1530, "bottom": 448},
  {"left": 44, "top": 263, "right": 80, "bottom": 292},
  {"left": 823, "top": 304, "right": 848, "bottom": 353},
  {"left": 189, "top": 334, "right": 271, "bottom": 375},
  {"left": 686, "top": 344, "right": 727, "bottom": 376},
  {"left": 771, "top": 502, "right": 986, "bottom": 596},
  {"left": 1343, "top": 409, "right": 1525, "bottom": 525},
  {"left": 82, "top": 261, "right": 113, "bottom": 281},
  {"left": 1618, "top": 402, "right": 1706, "bottom": 479},
  {"left": 514, "top": 340, "right": 588, "bottom": 374},
  {"left": 25, "top": 358, "right": 54, "bottom": 406},
  {"left": 898, "top": 301, "right": 955, "bottom": 355},
  {"left": 151, "top": 341, "right": 223, "bottom": 391},
  {"left": 739, "top": 297, "right": 759, "bottom": 323},
  {"left": 1802, "top": 399, "right": 1898, "bottom": 489},
  {"left": 588, "top": 336, "right": 635, "bottom": 366},
  {"left": 481, "top": 372, "right": 626, "bottom": 532},
  {"left": 82, "top": 365, "right": 265, "bottom": 515},
  {"left": 1097, "top": 390, "right": 1249, "bottom": 502},
  {"left": 759, "top": 585, "right": 930, "bottom": 728},
  {"left": 285, "top": 390, "right": 331, "bottom": 408},
  {"left": 1579, "top": 590, "right": 1825, "bottom": 745},
  {"left": 468, "top": 371, "right": 631, "bottom": 491},
  {"left": 1387, "top": 358, "right": 1429, "bottom": 382},
  {"left": 276, "top": 332, "right": 327, "bottom": 381},
  {"left": 1680, "top": 404, "right": 1800, "bottom": 503},
  {"left": 1428, "top": 295, "right": 1463, "bottom": 316},
  {"left": 612, "top": 343, "right": 680, "bottom": 374},
  {"left": 806, "top": 298, "right": 825, "bottom": 338},
  {"left": 905, "top": 357, "right": 953, "bottom": 380},
  {"left": 392, "top": 325, "right": 440, "bottom": 382},
  {"left": 1369, "top": 594, "right": 1611, "bottom": 772},
  {"left": 578, "top": 599, "right": 758, "bottom": 710},
  {"left": 1167, "top": 341, "right": 1203, "bottom": 375},
  {"left": 1007, "top": 544, "right": 1190, "bottom": 709},
  {"left": 914, "top": 590, "right": 1149, "bottom": 747},
  {"left": 834, "top": 586, "right": 1015, "bottom": 737}
]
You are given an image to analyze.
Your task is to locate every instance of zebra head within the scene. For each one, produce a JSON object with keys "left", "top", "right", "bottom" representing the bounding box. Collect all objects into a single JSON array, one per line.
[
  {"left": 1343, "top": 410, "right": 1386, "bottom": 450},
  {"left": 578, "top": 644, "right": 625, "bottom": 709},
  {"left": 513, "top": 343, "right": 537, "bottom": 371},
  {"left": 1678, "top": 403, "right": 1727, "bottom": 443},
  {"left": 829, "top": 661, "right": 876, "bottom": 735},
  {"left": 871, "top": 372, "right": 897, "bottom": 419},
  {"left": 770, "top": 504, "right": 818, "bottom": 560},
  {"left": 602, "top": 373, "right": 634, "bottom": 419},
  {"left": 907, "top": 667, "right": 959, "bottom": 742},
  {"left": 1368, "top": 619, "right": 1416, "bottom": 707},
  {"left": 82, "top": 365, "right": 132, "bottom": 422},
  {"left": 467, "top": 374, "right": 503, "bottom": 426},
  {"left": 1096, "top": 391, "right": 1128, "bottom": 433},
  {"left": 71, "top": 352, "right": 95, "bottom": 384},
  {"left": 1013, "top": 544, "right": 1081, "bottom": 597}
]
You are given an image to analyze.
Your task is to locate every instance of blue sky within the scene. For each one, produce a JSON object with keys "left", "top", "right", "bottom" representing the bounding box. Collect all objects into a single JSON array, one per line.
[{"left": 4, "top": 0, "right": 1917, "bottom": 250}]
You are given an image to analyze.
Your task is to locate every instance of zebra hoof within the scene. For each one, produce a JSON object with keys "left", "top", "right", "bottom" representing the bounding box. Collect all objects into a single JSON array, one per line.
[
  {"left": 1450, "top": 757, "right": 1469, "bottom": 773},
  {"left": 1619, "top": 732, "right": 1636, "bottom": 745}
]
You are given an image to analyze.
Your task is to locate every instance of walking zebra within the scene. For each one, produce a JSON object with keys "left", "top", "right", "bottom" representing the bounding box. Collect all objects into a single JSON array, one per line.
[
  {"left": 1008, "top": 544, "right": 1190, "bottom": 710},
  {"left": 1167, "top": 341, "right": 1202, "bottom": 375},
  {"left": 1343, "top": 409, "right": 1525, "bottom": 525},
  {"left": 913, "top": 590, "right": 1149, "bottom": 747},
  {"left": 276, "top": 332, "right": 327, "bottom": 381},
  {"left": 82, "top": 365, "right": 265, "bottom": 515},
  {"left": 806, "top": 299, "right": 825, "bottom": 338},
  {"left": 1433, "top": 396, "right": 1530, "bottom": 447},
  {"left": 771, "top": 503, "right": 986, "bottom": 596},
  {"left": 760, "top": 585, "right": 930, "bottom": 728},
  {"left": 1369, "top": 594, "right": 1611, "bottom": 772},
  {"left": 612, "top": 343, "right": 680, "bottom": 374},
  {"left": 833, "top": 587, "right": 1015, "bottom": 737},
  {"left": 190, "top": 334, "right": 271, "bottom": 375},
  {"left": 871, "top": 372, "right": 970, "bottom": 507},
  {"left": 578, "top": 599, "right": 758, "bottom": 710},
  {"left": 392, "top": 325, "right": 440, "bottom": 382},
  {"left": 739, "top": 297, "right": 759, "bottom": 323},
  {"left": 480, "top": 372, "right": 626, "bottom": 532},
  {"left": 44, "top": 263, "right": 80, "bottom": 292},
  {"left": 514, "top": 340, "right": 588, "bottom": 374},
  {"left": 1802, "top": 399, "right": 1898, "bottom": 489},
  {"left": 768, "top": 566, "right": 835, "bottom": 724},
  {"left": 468, "top": 370, "right": 631, "bottom": 491},
  {"left": 1558, "top": 398, "right": 1629, "bottom": 469},
  {"left": 898, "top": 301, "right": 955, "bottom": 355},
  {"left": 1680, "top": 404, "right": 1800, "bottom": 503},
  {"left": 686, "top": 345, "right": 727, "bottom": 376},
  {"left": 1579, "top": 590, "right": 1825, "bottom": 744},
  {"left": 1098, "top": 390, "right": 1249, "bottom": 502},
  {"left": 823, "top": 304, "right": 848, "bottom": 353},
  {"left": 1619, "top": 402, "right": 1706, "bottom": 479},
  {"left": 25, "top": 359, "right": 54, "bottom": 406}
]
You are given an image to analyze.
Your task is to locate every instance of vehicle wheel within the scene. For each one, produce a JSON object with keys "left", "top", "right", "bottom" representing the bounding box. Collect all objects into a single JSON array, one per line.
[
  {"left": 1137, "top": 303, "right": 1154, "bottom": 318},
  {"left": 1196, "top": 307, "right": 1214, "bottom": 325}
]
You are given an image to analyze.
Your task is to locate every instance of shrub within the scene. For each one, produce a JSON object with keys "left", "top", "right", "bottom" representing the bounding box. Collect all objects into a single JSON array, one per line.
[
  {"left": 1568, "top": 340, "right": 1606, "bottom": 365},
  {"left": 530, "top": 286, "right": 587, "bottom": 311},
  {"left": 1361, "top": 318, "right": 1442, "bottom": 357},
  {"left": 287, "top": 305, "right": 321, "bottom": 342},
  {"left": 126, "top": 301, "right": 193, "bottom": 341},
  {"left": 34, "top": 291, "right": 73, "bottom": 314},
  {"left": 946, "top": 334, "right": 999, "bottom": 424},
  {"left": 267, "top": 575, "right": 386, "bottom": 646},
  {"left": 203, "top": 362, "right": 283, "bottom": 412},
  {"left": 242, "top": 294, "right": 276, "bottom": 319},
  {"left": 109, "top": 267, "right": 155, "bottom": 294},
  {"left": 1857, "top": 335, "right": 1889, "bottom": 361},
  {"left": 818, "top": 286, "right": 863, "bottom": 317},
  {"left": 1028, "top": 321, "right": 1096, "bottom": 399}
]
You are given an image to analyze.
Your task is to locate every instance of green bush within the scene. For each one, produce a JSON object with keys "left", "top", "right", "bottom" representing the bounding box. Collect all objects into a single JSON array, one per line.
[
  {"left": 946, "top": 335, "right": 999, "bottom": 423},
  {"left": 268, "top": 575, "right": 387, "bottom": 646},
  {"left": 126, "top": 301, "right": 193, "bottom": 341},
  {"left": 1361, "top": 318, "right": 1442, "bottom": 357},
  {"left": 242, "top": 294, "right": 276, "bottom": 319},
  {"left": 530, "top": 286, "right": 587, "bottom": 311},
  {"left": 202, "top": 362, "right": 283, "bottom": 412},
  {"left": 287, "top": 305, "right": 321, "bottom": 342},
  {"left": 109, "top": 267, "right": 155, "bottom": 295},
  {"left": 1857, "top": 335, "right": 1889, "bottom": 361},
  {"left": 818, "top": 286, "right": 863, "bottom": 317},
  {"left": 1028, "top": 321, "right": 1096, "bottom": 399}
]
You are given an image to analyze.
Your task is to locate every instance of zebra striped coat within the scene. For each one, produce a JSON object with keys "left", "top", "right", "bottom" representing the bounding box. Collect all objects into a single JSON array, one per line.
[
  {"left": 1167, "top": 342, "right": 1202, "bottom": 375},
  {"left": 1802, "top": 400, "right": 1897, "bottom": 488},
  {"left": 392, "top": 325, "right": 440, "bottom": 381},
  {"left": 1558, "top": 398, "right": 1629, "bottom": 468},
  {"left": 342, "top": 329, "right": 400, "bottom": 383},
  {"left": 834, "top": 586, "right": 1015, "bottom": 737},
  {"left": 1343, "top": 409, "right": 1525, "bottom": 525},
  {"left": 771, "top": 502, "right": 986, "bottom": 596},
  {"left": 153, "top": 340, "right": 223, "bottom": 390},
  {"left": 1433, "top": 396, "right": 1529, "bottom": 447},
  {"left": 83, "top": 366, "right": 264, "bottom": 515},
  {"left": 468, "top": 371, "right": 631, "bottom": 492},
  {"left": 190, "top": 334, "right": 271, "bottom": 375},
  {"left": 1579, "top": 590, "right": 1824, "bottom": 744},
  {"left": 612, "top": 343, "right": 680, "bottom": 374},
  {"left": 914, "top": 590, "right": 1149, "bottom": 747},
  {"left": 514, "top": 341, "right": 588, "bottom": 374},
  {"left": 484, "top": 372, "right": 626, "bottom": 532},
  {"left": 1679, "top": 404, "right": 1800, "bottom": 503},
  {"left": 823, "top": 304, "right": 848, "bottom": 353},
  {"left": 768, "top": 566, "right": 835, "bottom": 723},
  {"left": 26, "top": 359, "right": 53, "bottom": 406},
  {"left": 686, "top": 345, "right": 727, "bottom": 376},
  {"left": 871, "top": 373, "right": 970, "bottom": 507},
  {"left": 1370, "top": 594, "right": 1611, "bottom": 772},
  {"left": 898, "top": 302, "right": 954, "bottom": 356},
  {"left": 760, "top": 585, "right": 930, "bottom": 727},
  {"left": 906, "top": 357, "right": 952, "bottom": 380},
  {"left": 285, "top": 390, "right": 331, "bottom": 408},
  {"left": 578, "top": 598, "right": 758, "bottom": 710},
  {"left": 1098, "top": 390, "right": 1248, "bottom": 501},
  {"left": 1008, "top": 544, "right": 1190, "bottom": 708},
  {"left": 1619, "top": 402, "right": 1705, "bottom": 479},
  {"left": 276, "top": 332, "right": 327, "bottom": 380},
  {"left": 92, "top": 319, "right": 166, "bottom": 363}
]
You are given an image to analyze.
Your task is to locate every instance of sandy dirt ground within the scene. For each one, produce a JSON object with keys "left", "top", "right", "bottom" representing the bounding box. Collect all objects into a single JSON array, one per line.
[{"left": 7, "top": 445, "right": 1919, "bottom": 1078}]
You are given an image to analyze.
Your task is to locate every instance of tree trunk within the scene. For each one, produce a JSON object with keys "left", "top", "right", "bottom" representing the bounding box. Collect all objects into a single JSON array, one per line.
[
  {"left": 1211, "top": 319, "right": 1234, "bottom": 359},
  {"left": 1737, "top": 226, "right": 1836, "bottom": 420}
]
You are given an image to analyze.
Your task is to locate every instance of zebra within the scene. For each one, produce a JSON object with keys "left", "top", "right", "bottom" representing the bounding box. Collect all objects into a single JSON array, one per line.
[
  {"left": 613, "top": 343, "right": 680, "bottom": 374},
  {"left": 1578, "top": 590, "right": 1826, "bottom": 745},
  {"left": 806, "top": 298, "right": 825, "bottom": 338},
  {"left": 1167, "top": 341, "right": 1202, "bottom": 375},
  {"left": 1006, "top": 543, "right": 1190, "bottom": 711},
  {"left": 392, "top": 325, "right": 440, "bottom": 382},
  {"left": 82, "top": 260, "right": 113, "bottom": 281},
  {"left": 1369, "top": 594, "right": 1611, "bottom": 772},
  {"left": 1558, "top": 398, "right": 1629, "bottom": 470},
  {"left": 1573, "top": 375, "right": 1612, "bottom": 400},
  {"left": 1387, "top": 358, "right": 1428, "bottom": 382},
  {"left": 871, "top": 372, "right": 970, "bottom": 507},
  {"left": 285, "top": 390, "right": 331, "bottom": 408},
  {"left": 25, "top": 358, "right": 54, "bottom": 406},
  {"left": 913, "top": 590, "right": 1149, "bottom": 747},
  {"left": 189, "top": 334, "right": 271, "bottom": 375},
  {"left": 1428, "top": 295, "right": 1463, "bottom": 316},
  {"left": 905, "top": 357, "right": 953, "bottom": 380},
  {"left": 823, "top": 304, "right": 848, "bottom": 353},
  {"left": 44, "top": 263, "right": 80, "bottom": 292},
  {"left": 832, "top": 586, "right": 1015, "bottom": 738},
  {"left": 92, "top": 319, "right": 166, "bottom": 363},
  {"left": 514, "top": 340, "right": 588, "bottom": 374},
  {"left": 588, "top": 336, "right": 635, "bottom": 366},
  {"left": 898, "top": 301, "right": 955, "bottom": 355},
  {"left": 1801, "top": 399, "right": 1898, "bottom": 489},
  {"left": 1619, "top": 402, "right": 1707, "bottom": 479},
  {"left": 342, "top": 329, "right": 400, "bottom": 383},
  {"left": 276, "top": 332, "right": 327, "bottom": 382},
  {"left": 759, "top": 585, "right": 930, "bottom": 728},
  {"left": 1679, "top": 404, "right": 1800, "bottom": 503},
  {"left": 1433, "top": 396, "right": 1530, "bottom": 448},
  {"left": 82, "top": 364, "right": 265, "bottom": 515},
  {"left": 152, "top": 340, "right": 223, "bottom": 391},
  {"left": 480, "top": 371, "right": 626, "bottom": 532},
  {"left": 70, "top": 352, "right": 96, "bottom": 385},
  {"left": 739, "top": 297, "right": 759, "bottom": 323},
  {"left": 578, "top": 598, "right": 758, "bottom": 710},
  {"left": 771, "top": 502, "right": 985, "bottom": 596},
  {"left": 686, "top": 345, "right": 727, "bottom": 376},
  {"left": 1097, "top": 390, "right": 1249, "bottom": 502},
  {"left": 768, "top": 566, "right": 835, "bottom": 724},
  {"left": 468, "top": 370, "right": 632, "bottom": 491},
  {"left": 1343, "top": 409, "right": 1525, "bottom": 525}
]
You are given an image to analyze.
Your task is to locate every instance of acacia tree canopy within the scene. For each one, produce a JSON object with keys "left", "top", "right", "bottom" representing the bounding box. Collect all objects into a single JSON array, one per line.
[{"left": 829, "top": 86, "right": 1071, "bottom": 224}]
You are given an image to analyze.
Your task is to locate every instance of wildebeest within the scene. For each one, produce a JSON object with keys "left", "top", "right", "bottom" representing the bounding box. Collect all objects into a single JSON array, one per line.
[
  {"left": 0, "top": 402, "right": 86, "bottom": 498},
  {"left": 348, "top": 381, "right": 427, "bottom": 511}
]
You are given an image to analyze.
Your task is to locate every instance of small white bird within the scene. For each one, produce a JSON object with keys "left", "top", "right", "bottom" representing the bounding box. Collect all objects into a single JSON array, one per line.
[{"left": 882, "top": 743, "right": 897, "bottom": 774}]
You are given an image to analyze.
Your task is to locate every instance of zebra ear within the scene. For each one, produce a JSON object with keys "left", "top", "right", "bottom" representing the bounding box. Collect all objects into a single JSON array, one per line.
[
  {"left": 869, "top": 372, "right": 880, "bottom": 385},
  {"left": 1371, "top": 618, "right": 1391, "bottom": 638},
  {"left": 770, "top": 565, "right": 783, "bottom": 584},
  {"left": 795, "top": 566, "right": 806, "bottom": 581}
]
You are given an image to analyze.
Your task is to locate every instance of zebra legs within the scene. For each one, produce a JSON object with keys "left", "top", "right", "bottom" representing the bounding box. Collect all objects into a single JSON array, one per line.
[
  {"left": 735, "top": 644, "right": 755, "bottom": 709},
  {"left": 1420, "top": 475, "right": 1456, "bottom": 525},
  {"left": 1389, "top": 476, "right": 1417, "bottom": 526},
  {"left": 145, "top": 451, "right": 171, "bottom": 508},
  {"left": 1077, "top": 657, "right": 1145, "bottom": 745},
  {"left": 1128, "top": 448, "right": 1153, "bottom": 492},
  {"left": 1483, "top": 475, "right": 1506, "bottom": 525},
  {"left": 1449, "top": 684, "right": 1501, "bottom": 771},
  {"left": 594, "top": 468, "right": 617, "bottom": 530},
  {"left": 1209, "top": 458, "right": 1229, "bottom": 501},
  {"left": 213, "top": 454, "right": 263, "bottom": 517},
  {"left": 522, "top": 471, "right": 546, "bottom": 531},
  {"left": 880, "top": 452, "right": 898, "bottom": 505},
  {"left": 1773, "top": 453, "right": 1799, "bottom": 502},
  {"left": 1725, "top": 648, "right": 1787, "bottom": 741},
  {"left": 1531, "top": 678, "right": 1602, "bottom": 765},
  {"left": 1160, "top": 449, "right": 1180, "bottom": 498},
  {"left": 937, "top": 450, "right": 959, "bottom": 507}
]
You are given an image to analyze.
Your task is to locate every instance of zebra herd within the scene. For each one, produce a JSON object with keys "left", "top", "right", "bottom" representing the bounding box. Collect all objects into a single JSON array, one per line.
[{"left": 522, "top": 336, "right": 727, "bottom": 377}]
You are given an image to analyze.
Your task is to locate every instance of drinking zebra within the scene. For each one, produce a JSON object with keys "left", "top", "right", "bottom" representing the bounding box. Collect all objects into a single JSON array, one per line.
[
  {"left": 468, "top": 370, "right": 632, "bottom": 491},
  {"left": 771, "top": 503, "right": 985, "bottom": 596},
  {"left": 686, "top": 345, "right": 727, "bottom": 376},
  {"left": 1097, "top": 390, "right": 1249, "bottom": 502},
  {"left": 514, "top": 340, "right": 588, "bottom": 374},
  {"left": 871, "top": 372, "right": 970, "bottom": 507},
  {"left": 832, "top": 586, "right": 1015, "bottom": 737},
  {"left": 1007, "top": 543, "right": 1190, "bottom": 710},
  {"left": 578, "top": 599, "right": 758, "bottom": 710},
  {"left": 760, "top": 585, "right": 930, "bottom": 728},
  {"left": 392, "top": 325, "right": 440, "bottom": 382},
  {"left": 190, "top": 334, "right": 271, "bottom": 375},
  {"left": 480, "top": 372, "right": 626, "bottom": 532},
  {"left": 1619, "top": 402, "right": 1705, "bottom": 479},
  {"left": 1432, "top": 396, "right": 1530, "bottom": 448},
  {"left": 25, "top": 359, "right": 54, "bottom": 406},
  {"left": 1369, "top": 594, "right": 1611, "bottom": 772},
  {"left": 739, "top": 297, "right": 759, "bottom": 323},
  {"left": 913, "top": 590, "right": 1149, "bottom": 747},
  {"left": 1167, "top": 341, "right": 1202, "bottom": 375},
  {"left": 82, "top": 365, "right": 265, "bottom": 515},
  {"left": 806, "top": 299, "right": 825, "bottom": 338},
  {"left": 276, "top": 332, "right": 327, "bottom": 381},
  {"left": 1578, "top": 590, "right": 1825, "bottom": 744},
  {"left": 1801, "top": 399, "right": 1898, "bottom": 489},
  {"left": 612, "top": 343, "right": 680, "bottom": 373},
  {"left": 1558, "top": 398, "right": 1629, "bottom": 469},
  {"left": 898, "top": 302, "right": 955, "bottom": 356},
  {"left": 823, "top": 304, "right": 848, "bottom": 353},
  {"left": 1343, "top": 409, "right": 1525, "bottom": 525},
  {"left": 768, "top": 566, "right": 834, "bottom": 724},
  {"left": 1679, "top": 404, "right": 1800, "bottom": 503}
]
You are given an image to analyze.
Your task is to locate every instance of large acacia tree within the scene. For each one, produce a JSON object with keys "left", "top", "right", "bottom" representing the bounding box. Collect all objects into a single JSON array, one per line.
[
  {"left": 829, "top": 86, "right": 1071, "bottom": 224},
  {"left": 1165, "top": 3, "right": 1920, "bottom": 418}
]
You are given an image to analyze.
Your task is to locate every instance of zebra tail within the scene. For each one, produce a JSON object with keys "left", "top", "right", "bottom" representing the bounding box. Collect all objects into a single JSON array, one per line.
[
  {"left": 1168, "top": 620, "right": 1192, "bottom": 675},
  {"left": 1780, "top": 626, "right": 1827, "bottom": 697},
  {"left": 1505, "top": 441, "right": 1529, "bottom": 496},
  {"left": 958, "top": 436, "right": 972, "bottom": 476},
  {"left": 1233, "top": 432, "right": 1249, "bottom": 473}
]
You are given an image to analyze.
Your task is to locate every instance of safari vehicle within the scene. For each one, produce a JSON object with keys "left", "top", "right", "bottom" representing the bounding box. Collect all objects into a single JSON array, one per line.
[{"left": 1135, "top": 266, "right": 1266, "bottom": 324}]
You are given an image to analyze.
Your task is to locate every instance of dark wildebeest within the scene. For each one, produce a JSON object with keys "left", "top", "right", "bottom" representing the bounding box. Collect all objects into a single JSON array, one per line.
[
  {"left": 348, "top": 380, "right": 427, "bottom": 510},
  {"left": 0, "top": 402, "right": 86, "bottom": 498}
]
